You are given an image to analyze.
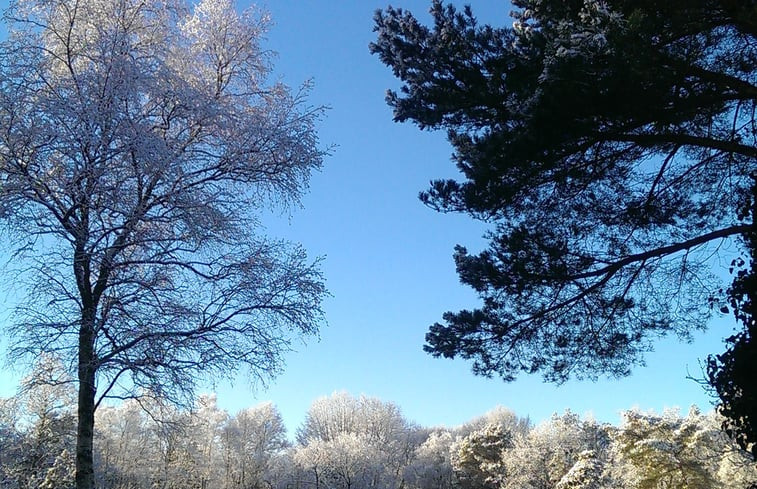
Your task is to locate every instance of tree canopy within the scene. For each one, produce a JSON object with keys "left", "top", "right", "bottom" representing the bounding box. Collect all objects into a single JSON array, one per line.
[
  {"left": 371, "top": 0, "right": 756, "bottom": 383},
  {"left": 708, "top": 177, "right": 757, "bottom": 455},
  {"left": 0, "top": 0, "right": 327, "bottom": 487},
  {"left": 7, "top": 386, "right": 754, "bottom": 489}
]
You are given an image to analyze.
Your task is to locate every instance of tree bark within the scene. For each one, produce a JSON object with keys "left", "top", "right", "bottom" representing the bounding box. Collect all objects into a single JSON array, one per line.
[{"left": 76, "top": 309, "right": 97, "bottom": 489}]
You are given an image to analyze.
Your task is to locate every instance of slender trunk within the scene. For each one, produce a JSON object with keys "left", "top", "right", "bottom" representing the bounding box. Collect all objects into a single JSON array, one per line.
[{"left": 76, "top": 309, "right": 97, "bottom": 489}]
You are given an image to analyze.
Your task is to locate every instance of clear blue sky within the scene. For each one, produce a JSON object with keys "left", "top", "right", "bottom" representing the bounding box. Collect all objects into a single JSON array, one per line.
[{"left": 0, "top": 0, "right": 736, "bottom": 436}]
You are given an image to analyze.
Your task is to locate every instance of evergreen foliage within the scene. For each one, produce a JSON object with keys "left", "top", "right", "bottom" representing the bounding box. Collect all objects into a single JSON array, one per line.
[
  {"left": 371, "top": 0, "right": 756, "bottom": 383},
  {"left": 708, "top": 177, "right": 757, "bottom": 456}
]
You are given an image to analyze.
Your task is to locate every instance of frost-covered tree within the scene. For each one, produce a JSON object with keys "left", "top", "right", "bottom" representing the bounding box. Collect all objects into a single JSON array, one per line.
[
  {"left": 715, "top": 428, "right": 757, "bottom": 489},
  {"left": 264, "top": 450, "right": 299, "bottom": 489},
  {"left": 6, "top": 385, "right": 757, "bottom": 489},
  {"left": 220, "top": 401, "right": 289, "bottom": 489},
  {"left": 94, "top": 398, "right": 161, "bottom": 489},
  {"left": 0, "top": 398, "right": 22, "bottom": 489},
  {"left": 296, "top": 392, "right": 417, "bottom": 488},
  {"left": 167, "top": 394, "right": 229, "bottom": 489},
  {"left": 0, "top": 0, "right": 327, "bottom": 487},
  {"left": 94, "top": 396, "right": 289, "bottom": 489},
  {"left": 503, "top": 412, "right": 613, "bottom": 489},
  {"left": 451, "top": 422, "right": 512, "bottom": 489},
  {"left": 613, "top": 408, "right": 720, "bottom": 489},
  {"left": 295, "top": 392, "right": 423, "bottom": 489},
  {"left": 403, "top": 430, "right": 455, "bottom": 489},
  {"left": 554, "top": 450, "right": 603, "bottom": 489},
  {"left": 297, "top": 392, "right": 410, "bottom": 445},
  {"left": 292, "top": 439, "right": 329, "bottom": 489},
  {"left": 0, "top": 358, "right": 76, "bottom": 489},
  {"left": 372, "top": 0, "right": 756, "bottom": 387},
  {"left": 293, "top": 433, "right": 385, "bottom": 489},
  {"left": 454, "top": 405, "right": 531, "bottom": 440}
]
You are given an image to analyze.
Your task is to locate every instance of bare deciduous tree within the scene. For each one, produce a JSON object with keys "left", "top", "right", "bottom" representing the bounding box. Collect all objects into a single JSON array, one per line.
[{"left": 0, "top": 0, "right": 327, "bottom": 487}]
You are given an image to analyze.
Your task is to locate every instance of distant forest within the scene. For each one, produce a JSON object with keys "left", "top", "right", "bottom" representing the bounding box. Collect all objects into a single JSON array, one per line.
[{"left": 1, "top": 384, "right": 754, "bottom": 489}]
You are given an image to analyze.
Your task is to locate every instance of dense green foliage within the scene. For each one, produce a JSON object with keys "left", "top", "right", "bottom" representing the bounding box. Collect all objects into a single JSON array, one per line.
[
  {"left": 371, "top": 0, "right": 756, "bottom": 383},
  {"left": 708, "top": 178, "right": 757, "bottom": 456}
]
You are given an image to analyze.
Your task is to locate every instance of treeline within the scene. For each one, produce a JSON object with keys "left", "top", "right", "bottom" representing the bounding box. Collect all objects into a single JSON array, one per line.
[{"left": 1, "top": 385, "right": 755, "bottom": 489}]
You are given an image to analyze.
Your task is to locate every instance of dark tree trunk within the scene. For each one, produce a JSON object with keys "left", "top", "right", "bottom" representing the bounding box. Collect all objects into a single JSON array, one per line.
[{"left": 76, "top": 309, "right": 97, "bottom": 489}]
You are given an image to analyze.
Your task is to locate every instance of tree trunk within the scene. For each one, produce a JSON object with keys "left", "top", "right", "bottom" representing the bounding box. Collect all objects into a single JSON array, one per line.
[{"left": 76, "top": 311, "right": 97, "bottom": 489}]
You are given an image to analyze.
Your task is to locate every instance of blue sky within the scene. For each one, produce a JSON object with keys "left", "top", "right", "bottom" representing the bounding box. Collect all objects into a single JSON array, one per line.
[{"left": 0, "top": 0, "right": 736, "bottom": 435}]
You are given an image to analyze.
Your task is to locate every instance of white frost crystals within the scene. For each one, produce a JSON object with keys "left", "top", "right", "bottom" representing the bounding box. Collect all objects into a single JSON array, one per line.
[
  {"left": 0, "top": 0, "right": 327, "bottom": 482},
  {"left": 0, "top": 0, "right": 327, "bottom": 437},
  {"left": 179, "top": 0, "right": 271, "bottom": 92},
  {"left": 0, "top": 0, "right": 327, "bottom": 483}
]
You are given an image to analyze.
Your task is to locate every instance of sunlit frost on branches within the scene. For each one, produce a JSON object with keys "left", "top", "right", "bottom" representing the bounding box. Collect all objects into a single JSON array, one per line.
[{"left": 0, "top": 0, "right": 327, "bottom": 487}]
